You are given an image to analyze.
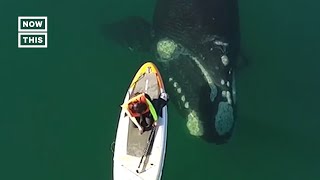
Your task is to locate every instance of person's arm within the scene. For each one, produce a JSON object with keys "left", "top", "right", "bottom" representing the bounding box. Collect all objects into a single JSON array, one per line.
[{"left": 123, "top": 108, "right": 143, "bottom": 131}]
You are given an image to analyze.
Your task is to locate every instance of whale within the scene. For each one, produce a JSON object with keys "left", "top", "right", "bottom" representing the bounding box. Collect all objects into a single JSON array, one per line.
[{"left": 102, "top": 0, "right": 241, "bottom": 144}]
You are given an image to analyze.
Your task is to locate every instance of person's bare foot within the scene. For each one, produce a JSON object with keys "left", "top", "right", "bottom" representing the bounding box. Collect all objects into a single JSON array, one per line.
[
  {"left": 152, "top": 122, "right": 157, "bottom": 127},
  {"left": 160, "top": 92, "right": 168, "bottom": 101}
]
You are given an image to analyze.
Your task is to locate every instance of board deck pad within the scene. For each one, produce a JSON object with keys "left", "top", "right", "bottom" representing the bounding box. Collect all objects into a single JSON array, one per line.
[{"left": 127, "top": 73, "right": 160, "bottom": 156}]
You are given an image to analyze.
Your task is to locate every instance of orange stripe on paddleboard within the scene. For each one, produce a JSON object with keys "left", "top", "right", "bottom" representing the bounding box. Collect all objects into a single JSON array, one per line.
[{"left": 130, "top": 62, "right": 165, "bottom": 90}]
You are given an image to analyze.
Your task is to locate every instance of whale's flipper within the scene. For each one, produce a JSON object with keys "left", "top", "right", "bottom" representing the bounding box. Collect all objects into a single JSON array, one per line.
[{"left": 101, "top": 16, "right": 154, "bottom": 53}]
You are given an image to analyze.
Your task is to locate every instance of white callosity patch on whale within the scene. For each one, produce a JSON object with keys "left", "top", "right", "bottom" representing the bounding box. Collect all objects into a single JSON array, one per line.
[
  {"left": 168, "top": 77, "right": 189, "bottom": 108},
  {"left": 184, "top": 102, "right": 189, "bottom": 108},
  {"left": 177, "top": 87, "right": 181, "bottom": 93},
  {"left": 168, "top": 77, "right": 203, "bottom": 136},
  {"left": 156, "top": 38, "right": 190, "bottom": 62},
  {"left": 214, "top": 101, "right": 234, "bottom": 136},
  {"left": 202, "top": 35, "right": 228, "bottom": 54},
  {"left": 202, "top": 35, "right": 228, "bottom": 46},
  {"left": 226, "top": 91, "right": 232, "bottom": 104},
  {"left": 214, "top": 40, "right": 228, "bottom": 47},
  {"left": 232, "top": 72, "right": 236, "bottom": 104},
  {"left": 221, "top": 55, "right": 229, "bottom": 66},
  {"left": 173, "top": 82, "right": 178, "bottom": 88},
  {"left": 157, "top": 38, "right": 178, "bottom": 60},
  {"left": 222, "top": 90, "right": 232, "bottom": 105},
  {"left": 190, "top": 56, "right": 218, "bottom": 102},
  {"left": 181, "top": 95, "right": 185, "bottom": 102},
  {"left": 187, "top": 110, "right": 204, "bottom": 136}
]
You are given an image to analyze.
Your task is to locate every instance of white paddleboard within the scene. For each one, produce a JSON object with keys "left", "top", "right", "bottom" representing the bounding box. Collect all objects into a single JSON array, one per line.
[{"left": 113, "top": 62, "right": 168, "bottom": 180}]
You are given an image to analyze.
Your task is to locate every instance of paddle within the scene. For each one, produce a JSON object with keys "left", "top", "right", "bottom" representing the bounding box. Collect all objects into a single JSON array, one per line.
[{"left": 136, "top": 126, "right": 156, "bottom": 173}]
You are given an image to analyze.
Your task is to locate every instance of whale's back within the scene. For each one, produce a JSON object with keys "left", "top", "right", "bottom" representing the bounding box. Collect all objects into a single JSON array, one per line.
[{"left": 153, "top": 0, "right": 238, "bottom": 48}]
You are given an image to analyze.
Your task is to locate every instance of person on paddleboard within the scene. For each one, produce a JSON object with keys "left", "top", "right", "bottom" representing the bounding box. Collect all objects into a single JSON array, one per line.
[{"left": 121, "top": 92, "right": 168, "bottom": 134}]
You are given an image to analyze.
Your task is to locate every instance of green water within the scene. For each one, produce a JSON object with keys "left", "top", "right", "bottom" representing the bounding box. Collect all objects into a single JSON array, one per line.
[{"left": 1, "top": 0, "right": 320, "bottom": 179}]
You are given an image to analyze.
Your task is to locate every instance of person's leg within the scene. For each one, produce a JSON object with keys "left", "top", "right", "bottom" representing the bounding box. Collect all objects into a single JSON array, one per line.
[
  {"left": 137, "top": 115, "right": 149, "bottom": 134},
  {"left": 143, "top": 114, "right": 154, "bottom": 131},
  {"left": 152, "top": 98, "right": 167, "bottom": 117}
]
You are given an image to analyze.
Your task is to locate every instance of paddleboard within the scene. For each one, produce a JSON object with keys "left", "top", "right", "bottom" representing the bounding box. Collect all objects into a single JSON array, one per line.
[{"left": 113, "top": 62, "right": 168, "bottom": 180}]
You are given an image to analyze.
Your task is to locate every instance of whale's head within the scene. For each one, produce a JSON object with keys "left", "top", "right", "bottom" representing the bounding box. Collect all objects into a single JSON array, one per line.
[
  {"left": 150, "top": 0, "right": 240, "bottom": 144},
  {"left": 155, "top": 36, "right": 236, "bottom": 144}
]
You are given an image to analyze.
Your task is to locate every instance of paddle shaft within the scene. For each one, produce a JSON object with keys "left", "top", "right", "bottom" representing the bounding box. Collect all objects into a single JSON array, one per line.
[{"left": 136, "top": 127, "right": 156, "bottom": 173}]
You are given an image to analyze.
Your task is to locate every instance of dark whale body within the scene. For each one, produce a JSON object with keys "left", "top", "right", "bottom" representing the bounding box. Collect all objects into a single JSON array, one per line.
[{"left": 103, "top": 0, "right": 240, "bottom": 144}]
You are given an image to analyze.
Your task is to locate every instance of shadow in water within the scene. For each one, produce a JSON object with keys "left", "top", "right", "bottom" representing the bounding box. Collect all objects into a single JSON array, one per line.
[{"left": 100, "top": 16, "right": 154, "bottom": 53}]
